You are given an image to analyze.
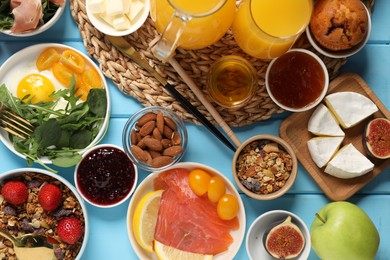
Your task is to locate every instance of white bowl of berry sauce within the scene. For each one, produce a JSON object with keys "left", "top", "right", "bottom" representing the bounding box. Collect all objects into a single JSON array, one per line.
[{"left": 74, "top": 144, "right": 138, "bottom": 208}]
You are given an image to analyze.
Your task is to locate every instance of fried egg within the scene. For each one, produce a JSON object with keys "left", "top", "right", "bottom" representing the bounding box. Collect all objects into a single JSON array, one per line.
[{"left": 2, "top": 58, "right": 66, "bottom": 104}]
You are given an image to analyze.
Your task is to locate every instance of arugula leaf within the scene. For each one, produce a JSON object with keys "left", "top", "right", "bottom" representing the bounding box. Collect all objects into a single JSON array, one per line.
[{"left": 0, "top": 82, "right": 107, "bottom": 171}]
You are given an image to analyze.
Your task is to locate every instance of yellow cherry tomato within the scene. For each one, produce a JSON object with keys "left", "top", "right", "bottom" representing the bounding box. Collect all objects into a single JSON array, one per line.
[
  {"left": 207, "top": 176, "right": 226, "bottom": 203},
  {"left": 217, "top": 194, "right": 239, "bottom": 220},
  {"left": 36, "top": 47, "right": 60, "bottom": 71},
  {"left": 188, "top": 169, "right": 211, "bottom": 196},
  {"left": 60, "top": 49, "right": 86, "bottom": 74}
]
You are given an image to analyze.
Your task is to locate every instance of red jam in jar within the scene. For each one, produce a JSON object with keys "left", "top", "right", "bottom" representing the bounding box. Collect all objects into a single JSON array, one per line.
[
  {"left": 267, "top": 51, "right": 325, "bottom": 109},
  {"left": 76, "top": 146, "right": 136, "bottom": 206}
]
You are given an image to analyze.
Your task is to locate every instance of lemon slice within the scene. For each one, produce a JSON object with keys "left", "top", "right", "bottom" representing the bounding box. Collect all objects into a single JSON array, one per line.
[
  {"left": 132, "top": 189, "right": 164, "bottom": 253},
  {"left": 154, "top": 240, "right": 213, "bottom": 260}
]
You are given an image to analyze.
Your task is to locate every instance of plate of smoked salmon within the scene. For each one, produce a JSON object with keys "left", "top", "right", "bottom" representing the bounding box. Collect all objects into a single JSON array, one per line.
[{"left": 127, "top": 162, "right": 246, "bottom": 259}]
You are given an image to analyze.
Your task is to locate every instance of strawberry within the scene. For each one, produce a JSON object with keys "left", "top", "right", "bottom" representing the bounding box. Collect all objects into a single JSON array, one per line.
[
  {"left": 57, "top": 217, "right": 84, "bottom": 244},
  {"left": 1, "top": 181, "right": 28, "bottom": 205},
  {"left": 38, "top": 184, "right": 62, "bottom": 211}
]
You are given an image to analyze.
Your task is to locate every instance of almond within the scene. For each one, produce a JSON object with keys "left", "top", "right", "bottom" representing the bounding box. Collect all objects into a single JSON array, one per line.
[
  {"left": 163, "top": 146, "right": 183, "bottom": 157},
  {"left": 172, "top": 131, "right": 182, "bottom": 145},
  {"left": 152, "top": 128, "right": 163, "bottom": 141},
  {"left": 137, "top": 136, "right": 150, "bottom": 149},
  {"left": 149, "top": 150, "right": 162, "bottom": 159},
  {"left": 151, "top": 156, "right": 174, "bottom": 168},
  {"left": 164, "top": 116, "right": 177, "bottom": 131},
  {"left": 144, "top": 150, "right": 153, "bottom": 164},
  {"left": 163, "top": 125, "right": 173, "bottom": 139},
  {"left": 144, "top": 137, "right": 163, "bottom": 151},
  {"left": 139, "top": 121, "right": 156, "bottom": 137},
  {"left": 131, "top": 130, "right": 138, "bottom": 145},
  {"left": 156, "top": 111, "right": 165, "bottom": 134},
  {"left": 161, "top": 139, "right": 172, "bottom": 148},
  {"left": 130, "top": 145, "right": 148, "bottom": 162},
  {"left": 137, "top": 112, "right": 157, "bottom": 126}
]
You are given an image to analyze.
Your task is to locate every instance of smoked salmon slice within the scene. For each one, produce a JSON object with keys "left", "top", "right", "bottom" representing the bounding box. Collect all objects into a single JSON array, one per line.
[{"left": 154, "top": 168, "right": 239, "bottom": 255}]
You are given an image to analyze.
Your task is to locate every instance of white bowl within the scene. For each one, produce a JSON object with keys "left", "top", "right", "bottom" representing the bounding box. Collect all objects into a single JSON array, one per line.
[
  {"left": 306, "top": 4, "right": 371, "bottom": 59},
  {"left": 246, "top": 210, "right": 311, "bottom": 260},
  {"left": 74, "top": 144, "right": 138, "bottom": 208},
  {"left": 86, "top": 0, "right": 150, "bottom": 36},
  {"left": 127, "top": 162, "right": 246, "bottom": 259},
  {"left": 0, "top": 1, "right": 66, "bottom": 37},
  {"left": 0, "top": 168, "right": 89, "bottom": 259},
  {"left": 0, "top": 43, "right": 111, "bottom": 165},
  {"left": 266, "top": 48, "right": 329, "bottom": 112}
]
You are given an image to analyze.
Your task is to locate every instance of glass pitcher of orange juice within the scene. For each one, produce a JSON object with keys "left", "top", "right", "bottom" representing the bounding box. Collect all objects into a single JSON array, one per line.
[
  {"left": 150, "top": 0, "right": 236, "bottom": 61},
  {"left": 232, "top": 0, "right": 312, "bottom": 59}
]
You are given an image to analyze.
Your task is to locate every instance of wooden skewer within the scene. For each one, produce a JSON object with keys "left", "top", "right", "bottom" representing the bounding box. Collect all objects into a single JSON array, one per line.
[{"left": 168, "top": 57, "right": 242, "bottom": 148}]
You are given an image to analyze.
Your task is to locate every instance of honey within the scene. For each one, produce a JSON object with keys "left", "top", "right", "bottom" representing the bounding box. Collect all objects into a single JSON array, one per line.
[
  {"left": 267, "top": 50, "right": 326, "bottom": 110},
  {"left": 207, "top": 55, "right": 257, "bottom": 109}
]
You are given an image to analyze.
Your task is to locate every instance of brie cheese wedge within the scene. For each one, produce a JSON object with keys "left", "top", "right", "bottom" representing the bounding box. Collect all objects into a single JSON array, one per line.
[
  {"left": 324, "top": 143, "right": 374, "bottom": 179},
  {"left": 307, "top": 136, "right": 344, "bottom": 168},
  {"left": 308, "top": 103, "right": 345, "bottom": 136},
  {"left": 325, "top": 92, "right": 378, "bottom": 129}
]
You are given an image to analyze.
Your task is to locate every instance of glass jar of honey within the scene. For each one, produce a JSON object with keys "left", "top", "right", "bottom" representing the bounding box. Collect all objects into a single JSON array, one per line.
[{"left": 207, "top": 55, "right": 257, "bottom": 109}]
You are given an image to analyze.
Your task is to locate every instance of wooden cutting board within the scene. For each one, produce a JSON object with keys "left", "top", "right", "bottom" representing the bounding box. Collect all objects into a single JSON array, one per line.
[{"left": 280, "top": 73, "right": 390, "bottom": 201}]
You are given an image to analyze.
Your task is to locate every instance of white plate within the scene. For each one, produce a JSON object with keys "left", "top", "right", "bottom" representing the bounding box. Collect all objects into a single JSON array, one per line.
[
  {"left": 0, "top": 43, "right": 111, "bottom": 164},
  {"left": 127, "top": 162, "right": 246, "bottom": 259}
]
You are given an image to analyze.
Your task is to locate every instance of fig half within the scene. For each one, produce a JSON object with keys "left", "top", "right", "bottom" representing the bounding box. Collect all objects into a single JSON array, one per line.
[
  {"left": 265, "top": 216, "right": 305, "bottom": 259},
  {"left": 364, "top": 118, "right": 390, "bottom": 159}
]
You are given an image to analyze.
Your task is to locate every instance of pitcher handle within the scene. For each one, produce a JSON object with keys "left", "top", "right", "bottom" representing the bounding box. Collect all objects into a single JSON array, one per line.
[{"left": 152, "top": 12, "right": 190, "bottom": 62}]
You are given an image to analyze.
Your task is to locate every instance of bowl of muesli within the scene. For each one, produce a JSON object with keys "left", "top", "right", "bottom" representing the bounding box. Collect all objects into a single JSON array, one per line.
[
  {"left": 0, "top": 168, "right": 88, "bottom": 259},
  {"left": 232, "top": 134, "right": 298, "bottom": 200}
]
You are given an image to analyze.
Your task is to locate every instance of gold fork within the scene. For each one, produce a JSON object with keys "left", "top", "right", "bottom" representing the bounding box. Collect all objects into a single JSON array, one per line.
[{"left": 0, "top": 102, "right": 34, "bottom": 139}]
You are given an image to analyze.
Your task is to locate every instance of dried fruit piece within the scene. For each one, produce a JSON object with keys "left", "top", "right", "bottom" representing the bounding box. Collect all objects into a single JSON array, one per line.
[
  {"left": 265, "top": 216, "right": 305, "bottom": 259},
  {"left": 364, "top": 118, "right": 390, "bottom": 159}
]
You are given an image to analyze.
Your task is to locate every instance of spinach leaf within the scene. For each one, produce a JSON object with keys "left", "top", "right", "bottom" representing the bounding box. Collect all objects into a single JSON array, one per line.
[
  {"left": 88, "top": 88, "right": 107, "bottom": 117},
  {"left": 34, "top": 119, "right": 61, "bottom": 149}
]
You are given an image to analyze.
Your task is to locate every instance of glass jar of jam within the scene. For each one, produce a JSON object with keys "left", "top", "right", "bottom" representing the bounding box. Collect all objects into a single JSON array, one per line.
[
  {"left": 207, "top": 55, "right": 258, "bottom": 109},
  {"left": 265, "top": 49, "right": 329, "bottom": 112}
]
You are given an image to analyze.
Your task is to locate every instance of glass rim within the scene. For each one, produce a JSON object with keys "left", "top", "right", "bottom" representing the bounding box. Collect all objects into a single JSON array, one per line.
[{"left": 167, "top": 0, "right": 228, "bottom": 18}]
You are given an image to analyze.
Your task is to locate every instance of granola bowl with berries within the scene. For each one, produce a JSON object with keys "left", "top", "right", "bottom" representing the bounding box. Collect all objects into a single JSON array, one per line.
[
  {"left": 232, "top": 134, "right": 298, "bottom": 200},
  {"left": 0, "top": 168, "right": 88, "bottom": 260}
]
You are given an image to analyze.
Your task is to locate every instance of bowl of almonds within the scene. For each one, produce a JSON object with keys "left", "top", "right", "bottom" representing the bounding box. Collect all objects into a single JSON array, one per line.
[
  {"left": 122, "top": 106, "right": 188, "bottom": 172},
  {"left": 232, "top": 134, "right": 298, "bottom": 200}
]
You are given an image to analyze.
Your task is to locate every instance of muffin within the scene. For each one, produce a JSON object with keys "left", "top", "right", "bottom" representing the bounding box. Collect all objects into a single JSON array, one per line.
[{"left": 310, "top": 0, "right": 369, "bottom": 51}]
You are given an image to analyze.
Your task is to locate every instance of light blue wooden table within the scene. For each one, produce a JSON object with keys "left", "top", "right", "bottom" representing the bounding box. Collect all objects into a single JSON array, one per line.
[{"left": 1, "top": 2, "right": 389, "bottom": 259}]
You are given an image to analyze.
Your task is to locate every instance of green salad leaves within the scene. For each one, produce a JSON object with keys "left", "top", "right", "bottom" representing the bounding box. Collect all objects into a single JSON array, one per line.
[{"left": 0, "top": 81, "right": 107, "bottom": 172}]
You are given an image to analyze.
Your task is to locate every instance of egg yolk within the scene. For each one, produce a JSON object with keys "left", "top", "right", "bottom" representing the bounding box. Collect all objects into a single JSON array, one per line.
[{"left": 17, "top": 74, "right": 55, "bottom": 104}]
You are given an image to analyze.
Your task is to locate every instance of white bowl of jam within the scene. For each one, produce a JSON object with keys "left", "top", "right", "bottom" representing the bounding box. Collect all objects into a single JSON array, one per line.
[
  {"left": 265, "top": 49, "right": 329, "bottom": 112},
  {"left": 74, "top": 144, "right": 138, "bottom": 208}
]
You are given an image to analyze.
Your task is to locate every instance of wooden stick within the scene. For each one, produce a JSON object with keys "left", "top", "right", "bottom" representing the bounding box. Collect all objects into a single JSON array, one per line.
[{"left": 168, "top": 57, "right": 242, "bottom": 148}]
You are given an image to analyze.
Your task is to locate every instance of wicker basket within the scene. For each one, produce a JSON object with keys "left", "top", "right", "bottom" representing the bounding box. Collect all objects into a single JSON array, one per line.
[{"left": 70, "top": 0, "right": 375, "bottom": 127}]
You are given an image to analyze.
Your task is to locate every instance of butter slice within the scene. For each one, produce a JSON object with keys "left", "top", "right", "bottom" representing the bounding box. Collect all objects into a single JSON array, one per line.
[
  {"left": 128, "top": 0, "right": 144, "bottom": 21},
  {"left": 307, "top": 136, "right": 344, "bottom": 168},
  {"left": 325, "top": 92, "right": 378, "bottom": 129},
  {"left": 112, "top": 15, "right": 131, "bottom": 30},
  {"left": 324, "top": 143, "right": 374, "bottom": 179},
  {"left": 106, "top": 0, "right": 124, "bottom": 16},
  {"left": 88, "top": 0, "right": 104, "bottom": 14},
  {"left": 308, "top": 103, "right": 345, "bottom": 136}
]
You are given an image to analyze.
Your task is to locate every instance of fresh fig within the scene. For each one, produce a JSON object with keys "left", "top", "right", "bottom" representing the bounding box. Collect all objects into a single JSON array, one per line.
[
  {"left": 364, "top": 118, "right": 390, "bottom": 159},
  {"left": 265, "top": 216, "right": 305, "bottom": 259}
]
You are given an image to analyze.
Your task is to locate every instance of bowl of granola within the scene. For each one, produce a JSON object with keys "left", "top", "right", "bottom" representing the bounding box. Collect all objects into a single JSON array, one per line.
[
  {"left": 0, "top": 168, "right": 88, "bottom": 259},
  {"left": 232, "top": 134, "right": 298, "bottom": 200}
]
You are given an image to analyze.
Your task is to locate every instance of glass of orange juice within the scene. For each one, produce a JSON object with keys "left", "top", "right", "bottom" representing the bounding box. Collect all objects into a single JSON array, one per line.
[
  {"left": 232, "top": 0, "right": 313, "bottom": 59},
  {"left": 150, "top": 0, "right": 236, "bottom": 62}
]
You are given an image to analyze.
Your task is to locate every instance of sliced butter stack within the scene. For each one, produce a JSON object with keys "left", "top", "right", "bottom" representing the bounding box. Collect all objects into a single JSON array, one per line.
[
  {"left": 325, "top": 92, "right": 378, "bottom": 129},
  {"left": 324, "top": 143, "right": 374, "bottom": 179},
  {"left": 308, "top": 103, "right": 345, "bottom": 136},
  {"left": 307, "top": 136, "right": 344, "bottom": 168}
]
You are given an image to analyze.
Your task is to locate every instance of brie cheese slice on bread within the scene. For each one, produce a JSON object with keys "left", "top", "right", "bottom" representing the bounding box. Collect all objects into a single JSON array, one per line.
[
  {"left": 308, "top": 104, "right": 345, "bottom": 136},
  {"left": 307, "top": 136, "right": 344, "bottom": 168},
  {"left": 324, "top": 143, "right": 374, "bottom": 179},
  {"left": 325, "top": 92, "right": 378, "bottom": 129}
]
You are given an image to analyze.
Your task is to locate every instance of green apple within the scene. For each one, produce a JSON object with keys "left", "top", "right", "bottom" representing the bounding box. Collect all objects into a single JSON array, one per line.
[{"left": 310, "top": 201, "right": 380, "bottom": 260}]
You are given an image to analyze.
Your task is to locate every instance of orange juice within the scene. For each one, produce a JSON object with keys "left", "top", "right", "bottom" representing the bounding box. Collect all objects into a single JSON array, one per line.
[
  {"left": 232, "top": 0, "right": 313, "bottom": 59},
  {"left": 150, "top": 0, "right": 236, "bottom": 50}
]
